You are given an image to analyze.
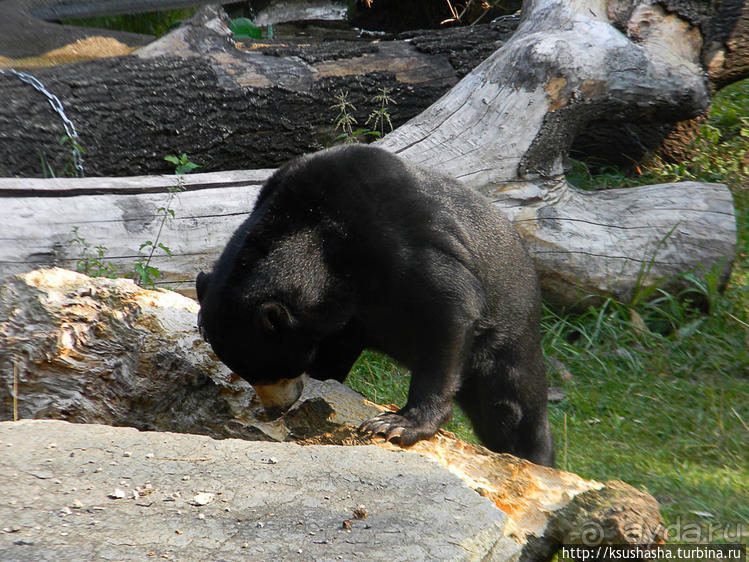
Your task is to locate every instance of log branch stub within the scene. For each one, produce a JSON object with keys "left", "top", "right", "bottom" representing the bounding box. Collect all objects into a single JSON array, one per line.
[{"left": 376, "top": 0, "right": 736, "bottom": 304}]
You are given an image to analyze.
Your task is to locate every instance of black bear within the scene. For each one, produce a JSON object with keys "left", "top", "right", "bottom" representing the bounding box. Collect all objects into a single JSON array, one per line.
[{"left": 196, "top": 144, "right": 554, "bottom": 466}]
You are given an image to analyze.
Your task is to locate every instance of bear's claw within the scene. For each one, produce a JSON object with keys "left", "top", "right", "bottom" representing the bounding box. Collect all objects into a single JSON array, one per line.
[{"left": 358, "top": 412, "right": 422, "bottom": 446}]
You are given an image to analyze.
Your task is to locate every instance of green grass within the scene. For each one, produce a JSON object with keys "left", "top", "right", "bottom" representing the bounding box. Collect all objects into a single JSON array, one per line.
[
  {"left": 347, "top": 351, "right": 476, "bottom": 442},
  {"left": 542, "top": 291, "right": 748, "bottom": 538},
  {"left": 347, "top": 78, "right": 749, "bottom": 544}
]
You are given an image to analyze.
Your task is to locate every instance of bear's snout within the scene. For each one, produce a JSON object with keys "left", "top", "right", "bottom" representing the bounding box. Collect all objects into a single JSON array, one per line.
[{"left": 252, "top": 375, "right": 305, "bottom": 419}]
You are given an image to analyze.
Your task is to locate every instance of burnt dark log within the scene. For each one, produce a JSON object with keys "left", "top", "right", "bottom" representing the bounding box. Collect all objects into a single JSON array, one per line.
[
  {"left": 705, "top": 0, "right": 749, "bottom": 89},
  {"left": 0, "top": 7, "right": 517, "bottom": 177},
  {"left": 1, "top": 2, "right": 746, "bottom": 177}
]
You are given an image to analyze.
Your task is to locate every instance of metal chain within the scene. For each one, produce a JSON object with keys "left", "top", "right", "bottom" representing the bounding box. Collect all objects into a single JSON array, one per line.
[{"left": 0, "top": 68, "right": 85, "bottom": 177}]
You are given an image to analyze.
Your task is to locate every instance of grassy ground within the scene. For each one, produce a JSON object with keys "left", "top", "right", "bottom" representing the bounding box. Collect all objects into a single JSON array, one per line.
[{"left": 347, "top": 79, "right": 749, "bottom": 544}]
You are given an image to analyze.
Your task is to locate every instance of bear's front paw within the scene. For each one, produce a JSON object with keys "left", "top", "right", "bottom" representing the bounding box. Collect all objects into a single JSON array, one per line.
[{"left": 358, "top": 412, "right": 435, "bottom": 447}]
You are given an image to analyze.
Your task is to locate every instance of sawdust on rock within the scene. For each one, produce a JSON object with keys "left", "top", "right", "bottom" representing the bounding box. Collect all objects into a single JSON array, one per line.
[{"left": 0, "top": 37, "right": 136, "bottom": 68}]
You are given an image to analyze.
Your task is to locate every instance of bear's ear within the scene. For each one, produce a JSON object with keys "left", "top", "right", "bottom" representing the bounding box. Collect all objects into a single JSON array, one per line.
[
  {"left": 258, "top": 301, "right": 297, "bottom": 332},
  {"left": 196, "top": 271, "right": 211, "bottom": 302}
]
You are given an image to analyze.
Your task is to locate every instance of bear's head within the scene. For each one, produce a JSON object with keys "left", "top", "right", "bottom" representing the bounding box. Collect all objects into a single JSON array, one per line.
[{"left": 196, "top": 270, "right": 313, "bottom": 416}]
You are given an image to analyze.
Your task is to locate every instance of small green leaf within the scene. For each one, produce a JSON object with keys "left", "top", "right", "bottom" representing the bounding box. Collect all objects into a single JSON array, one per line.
[{"left": 158, "top": 242, "right": 172, "bottom": 255}]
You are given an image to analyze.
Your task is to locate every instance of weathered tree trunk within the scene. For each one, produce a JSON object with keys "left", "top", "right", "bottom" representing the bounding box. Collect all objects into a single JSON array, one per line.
[
  {"left": 0, "top": 172, "right": 734, "bottom": 306},
  {"left": 0, "top": 268, "right": 667, "bottom": 560},
  {"left": 0, "top": 1, "right": 739, "bottom": 304},
  {"left": 376, "top": 0, "right": 737, "bottom": 304},
  {"left": 0, "top": 171, "right": 267, "bottom": 296}
]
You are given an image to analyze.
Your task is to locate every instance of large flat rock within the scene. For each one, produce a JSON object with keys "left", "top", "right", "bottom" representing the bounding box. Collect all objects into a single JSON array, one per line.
[{"left": 0, "top": 419, "right": 517, "bottom": 561}]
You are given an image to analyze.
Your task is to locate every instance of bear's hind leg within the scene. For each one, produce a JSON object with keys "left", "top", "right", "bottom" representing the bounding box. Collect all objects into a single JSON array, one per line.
[{"left": 457, "top": 347, "right": 554, "bottom": 466}]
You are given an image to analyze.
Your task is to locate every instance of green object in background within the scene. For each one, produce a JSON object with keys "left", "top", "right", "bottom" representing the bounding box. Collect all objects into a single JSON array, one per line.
[{"left": 229, "top": 18, "right": 275, "bottom": 40}]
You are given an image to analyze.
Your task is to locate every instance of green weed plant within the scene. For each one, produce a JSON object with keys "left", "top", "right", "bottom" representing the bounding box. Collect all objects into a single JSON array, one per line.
[
  {"left": 68, "top": 153, "right": 199, "bottom": 287},
  {"left": 133, "top": 154, "right": 198, "bottom": 287},
  {"left": 327, "top": 89, "right": 396, "bottom": 145},
  {"left": 68, "top": 226, "right": 118, "bottom": 278}
]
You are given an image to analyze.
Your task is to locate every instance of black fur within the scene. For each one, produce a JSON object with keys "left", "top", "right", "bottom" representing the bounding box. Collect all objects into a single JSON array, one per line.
[{"left": 197, "top": 145, "right": 554, "bottom": 466}]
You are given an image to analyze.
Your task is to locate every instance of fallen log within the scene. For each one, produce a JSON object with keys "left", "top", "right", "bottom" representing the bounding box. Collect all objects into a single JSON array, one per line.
[
  {"left": 0, "top": 171, "right": 266, "bottom": 297},
  {"left": 1, "top": 2, "right": 747, "bottom": 177},
  {"left": 0, "top": 6, "right": 492, "bottom": 177},
  {"left": 377, "top": 0, "right": 738, "bottom": 304},
  {"left": 0, "top": 172, "right": 736, "bottom": 306},
  {"left": 0, "top": 1, "right": 739, "bottom": 304},
  {"left": 0, "top": 268, "right": 667, "bottom": 559}
]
